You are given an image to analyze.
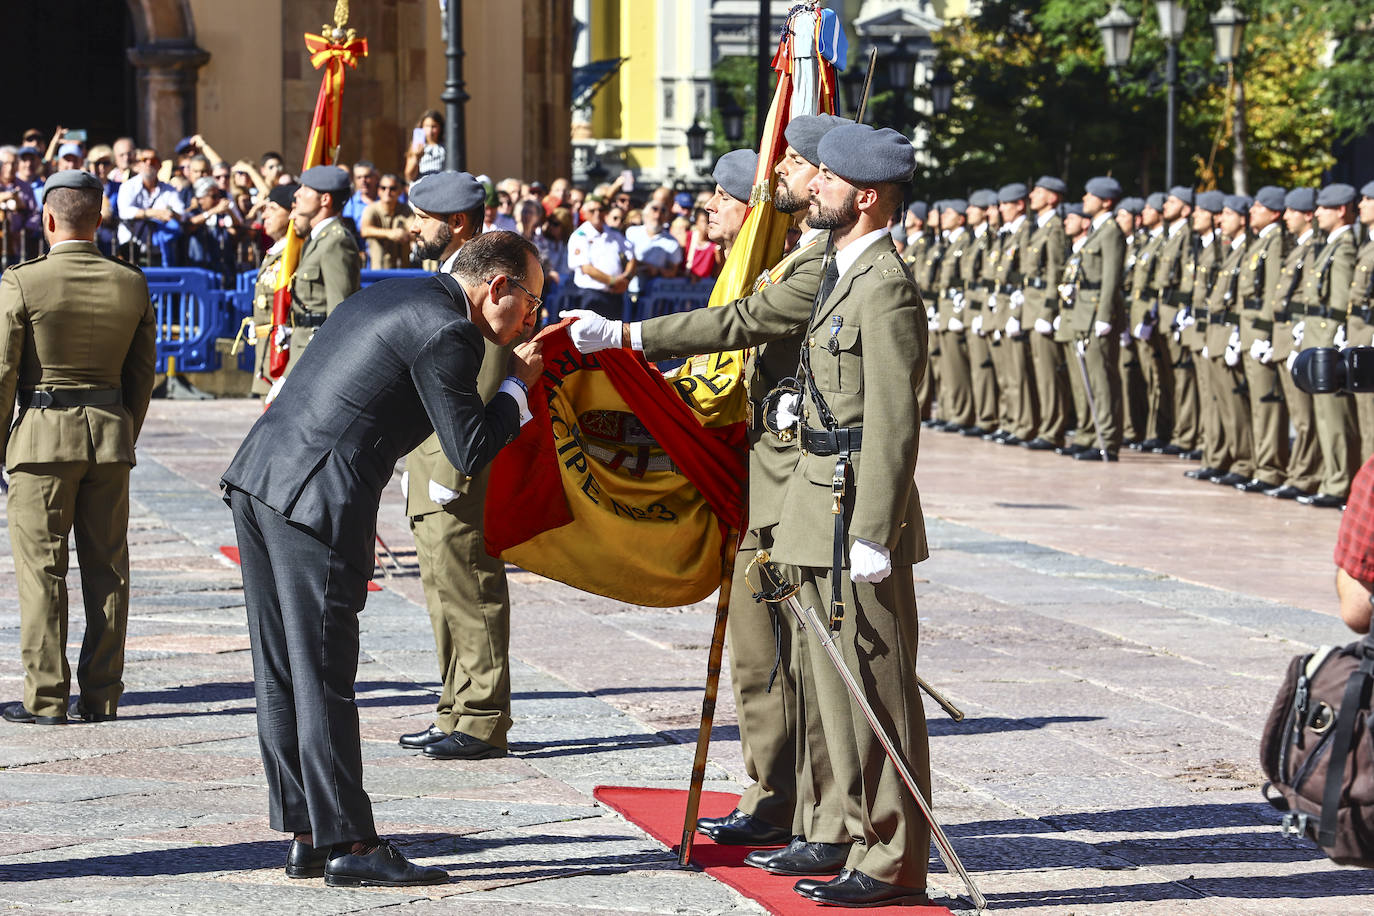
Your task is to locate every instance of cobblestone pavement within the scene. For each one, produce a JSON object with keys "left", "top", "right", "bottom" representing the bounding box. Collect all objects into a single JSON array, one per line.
[{"left": 0, "top": 399, "right": 1371, "bottom": 914}]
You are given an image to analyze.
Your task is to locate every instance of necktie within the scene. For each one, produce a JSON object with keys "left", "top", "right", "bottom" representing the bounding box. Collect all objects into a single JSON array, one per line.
[{"left": 818, "top": 256, "right": 840, "bottom": 306}]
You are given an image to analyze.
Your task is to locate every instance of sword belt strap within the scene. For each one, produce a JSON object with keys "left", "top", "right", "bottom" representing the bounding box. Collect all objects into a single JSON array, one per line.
[
  {"left": 293, "top": 309, "right": 328, "bottom": 327},
  {"left": 801, "top": 425, "right": 863, "bottom": 455},
  {"left": 830, "top": 455, "right": 849, "bottom": 632},
  {"left": 22, "top": 387, "right": 121, "bottom": 409}
]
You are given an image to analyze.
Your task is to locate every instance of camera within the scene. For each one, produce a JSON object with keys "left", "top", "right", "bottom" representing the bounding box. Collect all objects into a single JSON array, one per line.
[{"left": 1291, "top": 347, "right": 1374, "bottom": 395}]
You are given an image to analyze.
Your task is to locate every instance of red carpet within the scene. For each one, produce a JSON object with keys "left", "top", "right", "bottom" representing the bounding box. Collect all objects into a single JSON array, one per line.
[
  {"left": 593, "top": 787, "right": 954, "bottom": 915},
  {"left": 219, "top": 546, "right": 382, "bottom": 591}
]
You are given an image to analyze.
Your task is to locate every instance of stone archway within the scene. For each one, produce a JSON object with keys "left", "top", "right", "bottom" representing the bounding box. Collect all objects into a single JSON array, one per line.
[{"left": 124, "top": 0, "right": 210, "bottom": 154}]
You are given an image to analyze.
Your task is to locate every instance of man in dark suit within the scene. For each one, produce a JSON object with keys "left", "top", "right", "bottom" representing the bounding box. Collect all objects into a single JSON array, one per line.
[{"left": 221, "top": 231, "right": 543, "bottom": 887}]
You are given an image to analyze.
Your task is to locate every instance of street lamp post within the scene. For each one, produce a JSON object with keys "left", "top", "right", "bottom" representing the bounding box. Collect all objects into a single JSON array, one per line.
[
  {"left": 717, "top": 87, "right": 745, "bottom": 145},
  {"left": 930, "top": 66, "right": 954, "bottom": 116},
  {"left": 1210, "top": 0, "right": 1250, "bottom": 193},
  {"left": 1156, "top": 1, "right": 1186, "bottom": 190},
  {"left": 440, "top": 0, "right": 468, "bottom": 171}
]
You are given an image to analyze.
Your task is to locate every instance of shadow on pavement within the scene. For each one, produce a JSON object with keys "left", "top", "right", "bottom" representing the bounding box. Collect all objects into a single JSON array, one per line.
[{"left": 929, "top": 715, "right": 1104, "bottom": 737}]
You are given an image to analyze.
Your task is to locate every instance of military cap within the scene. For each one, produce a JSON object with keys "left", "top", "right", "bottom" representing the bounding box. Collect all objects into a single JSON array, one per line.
[
  {"left": 1223, "top": 193, "right": 1252, "bottom": 214},
  {"left": 816, "top": 123, "right": 916, "bottom": 186},
  {"left": 1035, "top": 175, "right": 1067, "bottom": 194},
  {"left": 267, "top": 182, "right": 298, "bottom": 210},
  {"left": 969, "top": 189, "right": 998, "bottom": 209},
  {"left": 1318, "top": 183, "right": 1357, "bottom": 207},
  {"left": 1196, "top": 190, "right": 1225, "bottom": 214},
  {"left": 1145, "top": 192, "right": 1166, "bottom": 213},
  {"left": 1117, "top": 197, "right": 1144, "bottom": 215},
  {"left": 907, "top": 200, "right": 929, "bottom": 221},
  {"left": 1062, "top": 202, "right": 1085, "bottom": 218},
  {"left": 997, "top": 182, "right": 1028, "bottom": 203},
  {"left": 944, "top": 198, "right": 968, "bottom": 216},
  {"left": 1253, "top": 185, "right": 1287, "bottom": 212},
  {"left": 783, "top": 113, "right": 852, "bottom": 166},
  {"left": 1167, "top": 186, "right": 1195, "bottom": 206},
  {"left": 192, "top": 176, "right": 217, "bottom": 198},
  {"left": 1284, "top": 187, "right": 1316, "bottom": 212},
  {"left": 1363, "top": 181, "right": 1374, "bottom": 201},
  {"left": 410, "top": 170, "right": 484, "bottom": 215},
  {"left": 712, "top": 149, "right": 758, "bottom": 202},
  {"left": 299, "top": 165, "right": 350, "bottom": 198},
  {"left": 1085, "top": 176, "right": 1122, "bottom": 201},
  {"left": 42, "top": 169, "right": 102, "bottom": 193}
]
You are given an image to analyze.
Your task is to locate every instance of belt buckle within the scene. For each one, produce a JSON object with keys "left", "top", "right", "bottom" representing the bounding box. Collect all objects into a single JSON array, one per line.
[{"left": 32, "top": 390, "right": 53, "bottom": 408}]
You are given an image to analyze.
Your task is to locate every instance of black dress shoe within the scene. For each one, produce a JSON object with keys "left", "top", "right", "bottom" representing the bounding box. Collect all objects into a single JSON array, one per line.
[
  {"left": 795, "top": 868, "right": 930, "bottom": 907},
  {"left": 286, "top": 838, "right": 330, "bottom": 878},
  {"left": 2, "top": 703, "right": 64, "bottom": 725},
  {"left": 794, "top": 868, "right": 849, "bottom": 898},
  {"left": 1234, "top": 478, "right": 1273, "bottom": 493},
  {"left": 1000, "top": 435, "right": 1025, "bottom": 446},
  {"left": 1056, "top": 443, "right": 1086, "bottom": 457},
  {"left": 398, "top": 724, "right": 447, "bottom": 749},
  {"left": 937, "top": 421, "right": 963, "bottom": 433},
  {"left": 1073, "top": 449, "right": 1118, "bottom": 461},
  {"left": 69, "top": 698, "right": 116, "bottom": 723},
  {"left": 981, "top": 428, "right": 1007, "bottom": 441},
  {"left": 960, "top": 426, "right": 988, "bottom": 437},
  {"left": 1139, "top": 438, "right": 1164, "bottom": 451},
  {"left": 1211, "top": 472, "right": 1250, "bottom": 487},
  {"left": 1266, "top": 485, "right": 1311, "bottom": 500},
  {"left": 744, "top": 837, "right": 850, "bottom": 875},
  {"left": 1298, "top": 492, "right": 1347, "bottom": 509},
  {"left": 920, "top": 418, "right": 939, "bottom": 428},
  {"left": 422, "top": 730, "right": 506, "bottom": 760},
  {"left": 324, "top": 838, "right": 448, "bottom": 887},
  {"left": 697, "top": 808, "right": 790, "bottom": 846},
  {"left": 1023, "top": 437, "right": 1057, "bottom": 451},
  {"left": 1184, "top": 466, "right": 1221, "bottom": 480},
  {"left": 1125, "top": 439, "right": 1145, "bottom": 451},
  {"left": 1155, "top": 443, "right": 1185, "bottom": 456},
  {"left": 1180, "top": 449, "right": 1203, "bottom": 461}
]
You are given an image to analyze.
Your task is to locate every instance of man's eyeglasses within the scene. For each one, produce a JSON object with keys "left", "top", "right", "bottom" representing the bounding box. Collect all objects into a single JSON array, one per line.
[
  {"left": 379, "top": 184, "right": 399, "bottom": 192},
  {"left": 495, "top": 276, "right": 542, "bottom": 317},
  {"left": 137, "top": 155, "right": 157, "bottom": 163}
]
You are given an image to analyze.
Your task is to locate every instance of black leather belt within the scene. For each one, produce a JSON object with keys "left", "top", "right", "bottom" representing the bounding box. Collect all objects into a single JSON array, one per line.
[
  {"left": 1195, "top": 307, "right": 1210, "bottom": 321},
  {"left": 1026, "top": 278, "right": 1047, "bottom": 289},
  {"left": 1305, "top": 304, "right": 1347, "bottom": 321},
  {"left": 23, "top": 388, "right": 122, "bottom": 409},
  {"left": 1079, "top": 280, "right": 1101, "bottom": 291},
  {"left": 1354, "top": 306, "right": 1374, "bottom": 323},
  {"left": 294, "top": 311, "right": 328, "bottom": 328},
  {"left": 1251, "top": 318, "right": 1274, "bottom": 333},
  {"left": 976, "top": 280, "right": 996, "bottom": 292},
  {"left": 1061, "top": 301, "right": 1075, "bottom": 310},
  {"left": 1163, "top": 289, "right": 1184, "bottom": 306},
  {"left": 1139, "top": 286, "right": 1159, "bottom": 300},
  {"left": 1222, "top": 313, "right": 1240, "bottom": 326},
  {"left": 1242, "top": 297, "right": 1263, "bottom": 310},
  {"left": 1273, "top": 310, "right": 1292, "bottom": 324},
  {"left": 801, "top": 426, "right": 863, "bottom": 456}
]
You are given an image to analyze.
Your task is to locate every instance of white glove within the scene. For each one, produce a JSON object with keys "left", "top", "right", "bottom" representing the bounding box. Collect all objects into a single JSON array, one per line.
[
  {"left": 1035, "top": 317, "right": 1054, "bottom": 336},
  {"left": 400, "top": 469, "right": 408, "bottom": 500},
  {"left": 1224, "top": 329, "right": 1241, "bottom": 367},
  {"left": 428, "top": 478, "right": 460, "bottom": 507},
  {"left": 1053, "top": 314, "right": 1062, "bottom": 332},
  {"left": 1075, "top": 337, "right": 1088, "bottom": 356},
  {"left": 1250, "top": 338, "right": 1274, "bottom": 364},
  {"left": 1336, "top": 325, "right": 1349, "bottom": 350},
  {"left": 992, "top": 329, "right": 1003, "bottom": 342},
  {"left": 1201, "top": 345, "right": 1210, "bottom": 360},
  {"left": 1006, "top": 315, "right": 1022, "bottom": 336},
  {"left": 1133, "top": 322, "right": 1153, "bottom": 341},
  {"left": 951, "top": 290, "right": 966, "bottom": 312},
  {"left": 926, "top": 303, "right": 937, "bottom": 321},
  {"left": 1119, "top": 330, "right": 1132, "bottom": 346},
  {"left": 972, "top": 314, "right": 985, "bottom": 336},
  {"left": 1292, "top": 321, "right": 1305, "bottom": 347},
  {"left": 1010, "top": 289, "right": 1026, "bottom": 309},
  {"left": 565, "top": 309, "right": 622, "bottom": 353},
  {"left": 1057, "top": 283, "right": 1076, "bottom": 303},
  {"left": 1177, "top": 310, "right": 1196, "bottom": 330},
  {"left": 1095, "top": 320, "right": 1113, "bottom": 338},
  {"left": 1287, "top": 349, "right": 1299, "bottom": 371},
  {"left": 850, "top": 537, "right": 892, "bottom": 584},
  {"left": 947, "top": 316, "right": 964, "bottom": 333},
  {"left": 775, "top": 391, "right": 801, "bottom": 429},
  {"left": 264, "top": 375, "right": 287, "bottom": 405},
  {"left": 987, "top": 292, "right": 999, "bottom": 311}
]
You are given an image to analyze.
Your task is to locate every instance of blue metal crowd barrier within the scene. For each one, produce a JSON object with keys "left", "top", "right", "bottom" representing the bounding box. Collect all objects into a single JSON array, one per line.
[
  {"left": 549, "top": 277, "right": 714, "bottom": 323},
  {"left": 144, "top": 267, "right": 233, "bottom": 374}
]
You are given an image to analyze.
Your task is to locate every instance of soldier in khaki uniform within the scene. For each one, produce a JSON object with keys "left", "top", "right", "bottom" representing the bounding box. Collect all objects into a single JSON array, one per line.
[
  {"left": 1153, "top": 188, "right": 1197, "bottom": 456},
  {"left": 249, "top": 183, "right": 297, "bottom": 396},
  {"left": 1126, "top": 193, "right": 1170, "bottom": 450},
  {"left": 1020, "top": 177, "right": 1068, "bottom": 450},
  {"left": 933, "top": 199, "right": 975, "bottom": 432},
  {"left": 1232, "top": 187, "right": 1291, "bottom": 492},
  {"left": 1055, "top": 203, "right": 1089, "bottom": 452},
  {"left": 904, "top": 202, "right": 938, "bottom": 424},
  {"left": 393, "top": 171, "right": 517, "bottom": 761},
  {"left": 1182, "top": 192, "right": 1226, "bottom": 475},
  {"left": 963, "top": 192, "right": 1000, "bottom": 435},
  {"left": 0, "top": 170, "right": 156, "bottom": 724},
  {"left": 1116, "top": 198, "right": 1147, "bottom": 446},
  {"left": 284, "top": 165, "right": 361, "bottom": 378},
  {"left": 1295, "top": 184, "right": 1361, "bottom": 507},
  {"left": 1347, "top": 182, "right": 1374, "bottom": 463},
  {"left": 1197, "top": 196, "right": 1256, "bottom": 487},
  {"left": 989, "top": 183, "right": 1036, "bottom": 446},
  {"left": 1266, "top": 188, "right": 1324, "bottom": 498}
]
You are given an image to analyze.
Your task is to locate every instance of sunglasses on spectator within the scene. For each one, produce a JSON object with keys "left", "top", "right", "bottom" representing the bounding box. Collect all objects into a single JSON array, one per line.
[
  {"left": 379, "top": 184, "right": 399, "bottom": 192},
  {"left": 137, "top": 155, "right": 157, "bottom": 163}
]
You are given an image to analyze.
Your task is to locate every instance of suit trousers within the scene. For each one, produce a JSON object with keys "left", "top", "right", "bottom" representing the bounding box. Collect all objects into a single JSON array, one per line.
[
  {"left": 229, "top": 488, "right": 376, "bottom": 847},
  {"left": 1207, "top": 358, "right": 1255, "bottom": 478},
  {"left": 9, "top": 461, "right": 130, "bottom": 719},
  {"left": 967, "top": 331, "right": 999, "bottom": 429},
  {"left": 1243, "top": 356, "right": 1288, "bottom": 485},
  {"left": 1028, "top": 329, "right": 1067, "bottom": 444},
  {"left": 409, "top": 471, "right": 511, "bottom": 746},
  {"left": 1168, "top": 339, "right": 1199, "bottom": 450},
  {"left": 937, "top": 331, "right": 974, "bottom": 427},
  {"left": 1313, "top": 391, "right": 1358, "bottom": 498},
  {"left": 1070, "top": 334, "right": 1122, "bottom": 451},
  {"left": 787, "top": 564, "right": 930, "bottom": 888},
  {"left": 727, "top": 527, "right": 798, "bottom": 828},
  {"left": 1278, "top": 368, "right": 1321, "bottom": 493}
]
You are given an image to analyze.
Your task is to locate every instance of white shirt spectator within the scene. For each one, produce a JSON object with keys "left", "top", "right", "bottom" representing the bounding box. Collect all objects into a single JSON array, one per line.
[
  {"left": 625, "top": 223, "right": 682, "bottom": 294},
  {"left": 116, "top": 178, "right": 186, "bottom": 245},
  {"left": 567, "top": 221, "right": 633, "bottom": 291}
]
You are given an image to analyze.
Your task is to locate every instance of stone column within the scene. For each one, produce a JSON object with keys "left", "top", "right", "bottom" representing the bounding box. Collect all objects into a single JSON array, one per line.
[{"left": 128, "top": 42, "right": 211, "bottom": 154}]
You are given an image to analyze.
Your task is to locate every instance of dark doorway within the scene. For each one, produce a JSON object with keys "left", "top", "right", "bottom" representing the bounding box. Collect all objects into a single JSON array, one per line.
[{"left": 2, "top": 2, "right": 136, "bottom": 147}]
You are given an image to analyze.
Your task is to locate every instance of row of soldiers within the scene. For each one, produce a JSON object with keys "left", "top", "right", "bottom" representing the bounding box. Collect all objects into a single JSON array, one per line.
[{"left": 901, "top": 176, "right": 1374, "bottom": 505}]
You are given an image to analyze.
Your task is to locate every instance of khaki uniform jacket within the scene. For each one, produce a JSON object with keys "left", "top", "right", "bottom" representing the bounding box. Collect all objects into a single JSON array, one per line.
[
  {"left": 1184, "top": 234, "right": 1221, "bottom": 352},
  {"left": 904, "top": 232, "right": 935, "bottom": 299},
  {"left": 250, "top": 243, "right": 285, "bottom": 395},
  {"left": 1022, "top": 213, "right": 1065, "bottom": 326},
  {"left": 1299, "top": 226, "right": 1358, "bottom": 350},
  {"left": 1127, "top": 230, "right": 1165, "bottom": 328},
  {"left": 1272, "top": 231, "right": 1322, "bottom": 361},
  {"left": 1236, "top": 225, "right": 1289, "bottom": 347},
  {"left": 935, "top": 229, "right": 972, "bottom": 326},
  {"left": 1069, "top": 215, "right": 1126, "bottom": 333},
  {"left": 1206, "top": 237, "right": 1248, "bottom": 353},
  {"left": 1153, "top": 222, "right": 1192, "bottom": 330},
  {"left": 293, "top": 218, "right": 361, "bottom": 318},
  {"left": 0, "top": 242, "right": 156, "bottom": 468},
  {"left": 641, "top": 234, "right": 826, "bottom": 531},
  {"left": 974, "top": 227, "right": 1000, "bottom": 325},
  {"left": 770, "top": 237, "right": 927, "bottom": 569},
  {"left": 991, "top": 218, "right": 1032, "bottom": 331},
  {"left": 1346, "top": 232, "right": 1374, "bottom": 347}
]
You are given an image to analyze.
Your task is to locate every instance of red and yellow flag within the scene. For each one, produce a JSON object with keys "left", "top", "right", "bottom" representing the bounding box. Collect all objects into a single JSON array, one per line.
[{"left": 265, "top": 20, "right": 367, "bottom": 382}]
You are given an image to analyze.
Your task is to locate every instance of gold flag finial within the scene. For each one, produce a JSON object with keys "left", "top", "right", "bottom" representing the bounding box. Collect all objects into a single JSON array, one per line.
[{"left": 326, "top": 1, "right": 356, "bottom": 43}]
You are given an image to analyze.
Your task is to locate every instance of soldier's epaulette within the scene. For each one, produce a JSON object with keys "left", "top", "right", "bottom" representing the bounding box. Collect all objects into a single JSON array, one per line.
[
  {"left": 7, "top": 253, "right": 47, "bottom": 271},
  {"left": 105, "top": 252, "right": 145, "bottom": 275},
  {"left": 875, "top": 250, "right": 915, "bottom": 283}
]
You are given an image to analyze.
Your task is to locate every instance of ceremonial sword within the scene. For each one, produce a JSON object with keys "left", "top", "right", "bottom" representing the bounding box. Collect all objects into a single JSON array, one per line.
[
  {"left": 1072, "top": 337, "right": 1112, "bottom": 460},
  {"left": 746, "top": 552, "right": 986, "bottom": 912}
]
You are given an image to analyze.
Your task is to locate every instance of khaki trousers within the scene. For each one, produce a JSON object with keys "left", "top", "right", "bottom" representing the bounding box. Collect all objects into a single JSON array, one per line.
[
  {"left": 1279, "top": 367, "right": 1322, "bottom": 493},
  {"left": 1119, "top": 337, "right": 1146, "bottom": 442},
  {"left": 1002, "top": 334, "right": 1037, "bottom": 440},
  {"left": 1355, "top": 393, "right": 1374, "bottom": 466},
  {"left": 937, "top": 330, "right": 974, "bottom": 428},
  {"left": 1312, "top": 391, "right": 1358, "bottom": 498},
  {"left": 1168, "top": 338, "right": 1199, "bottom": 450},
  {"left": 1208, "top": 357, "right": 1255, "bottom": 478},
  {"left": 1070, "top": 333, "right": 1122, "bottom": 451},
  {"left": 9, "top": 460, "right": 131, "bottom": 719},
  {"left": 1243, "top": 356, "right": 1288, "bottom": 485},
  {"left": 967, "top": 331, "right": 999, "bottom": 429},
  {"left": 1029, "top": 329, "right": 1068, "bottom": 445}
]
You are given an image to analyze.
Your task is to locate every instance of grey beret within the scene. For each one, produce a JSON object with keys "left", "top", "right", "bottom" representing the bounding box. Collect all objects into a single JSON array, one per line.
[
  {"left": 192, "top": 176, "right": 217, "bottom": 198},
  {"left": 1196, "top": 190, "right": 1225, "bottom": 214},
  {"left": 907, "top": 201, "right": 928, "bottom": 221},
  {"left": 410, "top": 170, "right": 484, "bottom": 215},
  {"left": 1062, "top": 202, "right": 1085, "bottom": 218},
  {"left": 1363, "top": 181, "right": 1374, "bottom": 200},
  {"left": 1035, "top": 175, "right": 1067, "bottom": 194},
  {"left": 1085, "top": 176, "right": 1122, "bottom": 200},
  {"left": 42, "top": 169, "right": 102, "bottom": 192},
  {"left": 1117, "top": 197, "right": 1144, "bottom": 215},
  {"left": 299, "top": 165, "right": 350, "bottom": 198},
  {"left": 998, "top": 182, "right": 1028, "bottom": 203},
  {"left": 816, "top": 123, "right": 916, "bottom": 186},
  {"left": 944, "top": 198, "right": 968, "bottom": 216},
  {"left": 1167, "top": 186, "right": 1194, "bottom": 206},
  {"left": 1144, "top": 192, "right": 1166, "bottom": 212},
  {"left": 1318, "top": 183, "right": 1357, "bottom": 207},
  {"left": 1284, "top": 187, "right": 1316, "bottom": 212},
  {"left": 783, "top": 114, "right": 853, "bottom": 166},
  {"left": 969, "top": 189, "right": 998, "bottom": 209},
  {"left": 1253, "top": 185, "right": 1287, "bottom": 212},
  {"left": 712, "top": 148, "right": 758, "bottom": 202},
  {"left": 1223, "top": 194, "right": 1252, "bottom": 214},
  {"left": 267, "top": 182, "right": 298, "bottom": 210}
]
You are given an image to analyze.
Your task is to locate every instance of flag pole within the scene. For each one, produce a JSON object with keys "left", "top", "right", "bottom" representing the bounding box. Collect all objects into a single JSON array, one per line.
[{"left": 677, "top": 527, "right": 739, "bottom": 868}]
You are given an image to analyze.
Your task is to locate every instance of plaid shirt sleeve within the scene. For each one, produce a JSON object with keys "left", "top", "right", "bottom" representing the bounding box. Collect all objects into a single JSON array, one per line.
[{"left": 1335, "top": 454, "right": 1374, "bottom": 581}]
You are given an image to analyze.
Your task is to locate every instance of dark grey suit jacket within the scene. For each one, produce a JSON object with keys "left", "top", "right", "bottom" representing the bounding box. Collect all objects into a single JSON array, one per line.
[{"left": 222, "top": 273, "right": 520, "bottom": 574}]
